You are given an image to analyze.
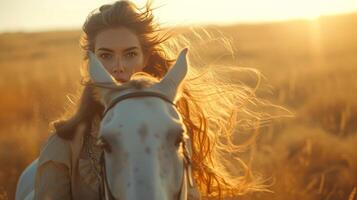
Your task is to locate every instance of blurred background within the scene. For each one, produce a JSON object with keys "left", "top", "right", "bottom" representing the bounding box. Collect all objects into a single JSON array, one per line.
[{"left": 1, "top": 0, "right": 357, "bottom": 199}]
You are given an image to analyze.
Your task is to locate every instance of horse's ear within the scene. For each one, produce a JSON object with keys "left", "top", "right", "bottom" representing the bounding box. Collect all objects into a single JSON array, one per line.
[
  {"left": 88, "top": 51, "right": 116, "bottom": 107},
  {"left": 88, "top": 51, "right": 116, "bottom": 84},
  {"left": 154, "top": 48, "right": 189, "bottom": 102}
]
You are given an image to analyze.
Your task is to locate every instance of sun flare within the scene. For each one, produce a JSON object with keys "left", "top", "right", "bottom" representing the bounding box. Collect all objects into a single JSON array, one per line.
[{"left": 1, "top": 0, "right": 357, "bottom": 32}]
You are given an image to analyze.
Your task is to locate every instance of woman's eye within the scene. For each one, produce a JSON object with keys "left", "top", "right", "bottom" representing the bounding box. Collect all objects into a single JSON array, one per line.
[
  {"left": 125, "top": 51, "right": 138, "bottom": 58},
  {"left": 99, "top": 53, "right": 113, "bottom": 60}
]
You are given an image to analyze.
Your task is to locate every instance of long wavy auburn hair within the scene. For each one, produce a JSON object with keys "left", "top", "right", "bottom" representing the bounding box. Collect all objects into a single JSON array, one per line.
[{"left": 51, "top": 0, "right": 290, "bottom": 198}]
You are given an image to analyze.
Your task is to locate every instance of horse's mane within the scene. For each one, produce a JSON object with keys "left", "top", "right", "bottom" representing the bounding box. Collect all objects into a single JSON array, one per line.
[
  {"left": 151, "top": 28, "right": 291, "bottom": 199},
  {"left": 90, "top": 72, "right": 160, "bottom": 102}
]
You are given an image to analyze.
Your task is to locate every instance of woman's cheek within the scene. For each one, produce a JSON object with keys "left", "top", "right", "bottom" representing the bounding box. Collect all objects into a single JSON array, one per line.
[{"left": 134, "top": 58, "right": 146, "bottom": 72}]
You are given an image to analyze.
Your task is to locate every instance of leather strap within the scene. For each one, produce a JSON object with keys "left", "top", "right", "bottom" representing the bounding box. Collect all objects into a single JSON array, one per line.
[{"left": 102, "top": 91, "right": 176, "bottom": 117}]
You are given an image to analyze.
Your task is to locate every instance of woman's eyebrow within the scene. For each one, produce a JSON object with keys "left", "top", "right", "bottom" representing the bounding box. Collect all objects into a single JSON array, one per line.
[
  {"left": 96, "top": 47, "right": 114, "bottom": 52},
  {"left": 123, "top": 46, "right": 139, "bottom": 52},
  {"left": 96, "top": 46, "right": 139, "bottom": 53}
]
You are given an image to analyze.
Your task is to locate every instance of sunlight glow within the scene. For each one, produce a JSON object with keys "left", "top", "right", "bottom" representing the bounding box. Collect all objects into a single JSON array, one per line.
[
  {"left": 149, "top": 0, "right": 357, "bottom": 25},
  {"left": 0, "top": 0, "right": 356, "bottom": 32}
]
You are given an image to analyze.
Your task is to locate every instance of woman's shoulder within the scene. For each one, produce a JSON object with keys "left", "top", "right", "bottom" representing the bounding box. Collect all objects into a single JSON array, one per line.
[{"left": 37, "top": 133, "right": 72, "bottom": 168}]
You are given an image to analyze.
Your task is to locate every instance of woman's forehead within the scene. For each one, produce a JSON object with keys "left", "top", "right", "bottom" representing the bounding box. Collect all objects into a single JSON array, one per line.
[{"left": 94, "top": 27, "right": 142, "bottom": 52}]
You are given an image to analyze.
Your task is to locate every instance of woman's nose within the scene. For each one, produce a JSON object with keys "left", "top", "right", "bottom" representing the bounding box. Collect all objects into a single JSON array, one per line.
[{"left": 113, "top": 57, "right": 125, "bottom": 72}]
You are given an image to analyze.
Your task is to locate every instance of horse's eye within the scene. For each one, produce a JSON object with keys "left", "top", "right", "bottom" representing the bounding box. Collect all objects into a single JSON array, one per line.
[{"left": 96, "top": 137, "right": 112, "bottom": 153}]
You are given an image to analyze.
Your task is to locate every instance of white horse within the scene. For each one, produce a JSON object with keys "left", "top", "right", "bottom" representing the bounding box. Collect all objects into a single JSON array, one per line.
[{"left": 16, "top": 48, "right": 196, "bottom": 200}]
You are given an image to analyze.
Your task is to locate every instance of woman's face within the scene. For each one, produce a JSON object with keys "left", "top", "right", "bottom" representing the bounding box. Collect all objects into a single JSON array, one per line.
[{"left": 94, "top": 27, "right": 147, "bottom": 83}]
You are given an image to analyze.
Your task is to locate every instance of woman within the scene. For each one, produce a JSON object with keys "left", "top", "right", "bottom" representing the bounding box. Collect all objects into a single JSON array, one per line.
[{"left": 34, "top": 0, "right": 276, "bottom": 199}]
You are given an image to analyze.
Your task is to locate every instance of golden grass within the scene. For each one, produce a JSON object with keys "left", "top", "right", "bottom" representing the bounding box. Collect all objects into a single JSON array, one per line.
[{"left": 1, "top": 13, "right": 356, "bottom": 200}]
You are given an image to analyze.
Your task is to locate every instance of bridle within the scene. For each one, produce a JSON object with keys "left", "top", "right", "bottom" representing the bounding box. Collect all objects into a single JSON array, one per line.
[{"left": 88, "top": 83, "right": 194, "bottom": 200}]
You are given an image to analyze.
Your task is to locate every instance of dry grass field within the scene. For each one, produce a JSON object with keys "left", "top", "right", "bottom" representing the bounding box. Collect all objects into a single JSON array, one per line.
[{"left": 1, "top": 13, "right": 357, "bottom": 200}]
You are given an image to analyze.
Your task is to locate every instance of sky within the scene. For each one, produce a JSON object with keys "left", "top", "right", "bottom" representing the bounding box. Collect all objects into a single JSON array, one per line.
[{"left": 0, "top": 0, "right": 357, "bottom": 33}]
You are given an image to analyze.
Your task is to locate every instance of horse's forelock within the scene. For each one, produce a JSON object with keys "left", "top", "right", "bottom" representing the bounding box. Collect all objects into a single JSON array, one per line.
[{"left": 91, "top": 72, "right": 162, "bottom": 106}]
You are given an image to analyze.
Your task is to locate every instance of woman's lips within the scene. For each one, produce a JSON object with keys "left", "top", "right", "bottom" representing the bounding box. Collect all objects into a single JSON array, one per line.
[{"left": 113, "top": 74, "right": 128, "bottom": 83}]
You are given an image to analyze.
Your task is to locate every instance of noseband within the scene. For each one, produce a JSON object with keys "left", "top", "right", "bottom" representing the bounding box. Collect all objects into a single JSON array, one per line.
[{"left": 89, "top": 84, "right": 194, "bottom": 200}]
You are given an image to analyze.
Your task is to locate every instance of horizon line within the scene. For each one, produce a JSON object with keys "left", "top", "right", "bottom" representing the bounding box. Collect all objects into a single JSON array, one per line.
[{"left": 1, "top": 11, "right": 356, "bottom": 34}]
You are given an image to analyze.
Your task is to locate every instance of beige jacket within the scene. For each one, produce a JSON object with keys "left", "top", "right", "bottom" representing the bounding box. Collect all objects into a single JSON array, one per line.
[{"left": 34, "top": 117, "right": 102, "bottom": 200}]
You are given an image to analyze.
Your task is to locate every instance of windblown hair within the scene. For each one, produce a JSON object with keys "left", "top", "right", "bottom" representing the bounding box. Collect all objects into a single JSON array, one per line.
[{"left": 51, "top": 0, "right": 289, "bottom": 198}]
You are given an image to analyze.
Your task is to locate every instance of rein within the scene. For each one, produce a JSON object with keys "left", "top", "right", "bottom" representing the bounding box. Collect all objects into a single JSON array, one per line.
[{"left": 87, "top": 82, "right": 194, "bottom": 200}]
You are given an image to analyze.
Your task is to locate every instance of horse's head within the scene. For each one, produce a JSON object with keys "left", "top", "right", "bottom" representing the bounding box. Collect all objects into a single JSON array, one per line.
[{"left": 88, "top": 49, "right": 193, "bottom": 200}]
